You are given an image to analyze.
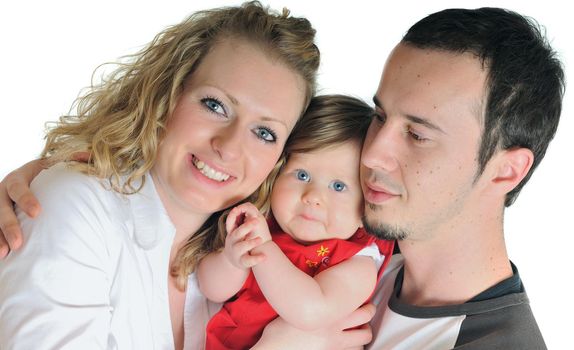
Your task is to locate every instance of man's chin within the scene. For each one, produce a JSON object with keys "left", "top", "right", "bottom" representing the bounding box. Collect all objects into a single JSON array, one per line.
[{"left": 361, "top": 216, "right": 409, "bottom": 241}]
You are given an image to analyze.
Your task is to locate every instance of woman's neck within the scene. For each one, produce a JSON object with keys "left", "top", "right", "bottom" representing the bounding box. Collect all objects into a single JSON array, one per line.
[{"left": 149, "top": 171, "right": 211, "bottom": 246}]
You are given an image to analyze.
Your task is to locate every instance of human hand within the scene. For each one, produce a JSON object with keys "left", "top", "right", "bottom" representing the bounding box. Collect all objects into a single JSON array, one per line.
[
  {"left": 0, "top": 159, "right": 47, "bottom": 258},
  {"left": 224, "top": 203, "right": 272, "bottom": 269},
  {"left": 252, "top": 303, "right": 376, "bottom": 350},
  {"left": 226, "top": 202, "right": 272, "bottom": 243}
]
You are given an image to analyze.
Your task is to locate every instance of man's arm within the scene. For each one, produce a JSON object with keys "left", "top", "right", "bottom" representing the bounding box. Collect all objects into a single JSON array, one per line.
[{"left": 0, "top": 159, "right": 46, "bottom": 258}]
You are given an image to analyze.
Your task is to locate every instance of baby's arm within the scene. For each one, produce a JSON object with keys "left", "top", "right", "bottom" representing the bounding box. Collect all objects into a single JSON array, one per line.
[
  {"left": 196, "top": 203, "right": 271, "bottom": 303},
  {"left": 251, "top": 241, "right": 377, "bottom": 331}
]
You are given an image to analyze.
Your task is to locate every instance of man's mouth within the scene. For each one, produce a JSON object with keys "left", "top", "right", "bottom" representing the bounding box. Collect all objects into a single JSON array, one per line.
[{"left": 363, "top": 181, "right": 400, "bottom": 204}]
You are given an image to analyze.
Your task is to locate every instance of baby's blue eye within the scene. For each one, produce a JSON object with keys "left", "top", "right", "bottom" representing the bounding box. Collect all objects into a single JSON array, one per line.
[
  {"left": 329, "top": 180, "right": 347, "bottom": 192},
  {"left": 295, "top": 169, "right": 310, "bottom": 182}
]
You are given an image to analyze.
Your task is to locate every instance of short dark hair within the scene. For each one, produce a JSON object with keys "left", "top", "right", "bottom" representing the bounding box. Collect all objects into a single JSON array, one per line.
[{"left": 402, "top": 7, "right": 565, "bottom": 206}]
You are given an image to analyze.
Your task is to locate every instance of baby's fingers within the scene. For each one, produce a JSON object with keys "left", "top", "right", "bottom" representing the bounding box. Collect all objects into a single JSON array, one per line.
[
  {"left": 226, "top": 203, "right": 262, "bottom": 233},
  {"left": 239, "top": 250, "right": 266, "bottom": 268},
  {"left": 227, "top": 218, "right": 259, "bottom": 244},
  {"left": 232, "top": 236, "right": 263, "bottom": 256}
]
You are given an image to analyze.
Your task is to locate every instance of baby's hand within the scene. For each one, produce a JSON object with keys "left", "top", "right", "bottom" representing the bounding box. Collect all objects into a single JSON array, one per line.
[
  {"left": 224, "top": 203, "right": 272, "bottom": 269},
  {"left": 226, "top": 203, "right": 272, "bottom": 243}
]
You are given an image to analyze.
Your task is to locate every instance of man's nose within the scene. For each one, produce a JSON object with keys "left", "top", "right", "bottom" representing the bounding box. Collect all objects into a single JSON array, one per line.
[{"left": 361, "top": 120, "right": 401, "bottom": 173}]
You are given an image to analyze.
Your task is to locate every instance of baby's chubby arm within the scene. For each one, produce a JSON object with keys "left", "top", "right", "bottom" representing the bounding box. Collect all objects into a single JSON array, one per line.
[
  {"left": 196, "top": 203, "right": 271, "bottom": 303},
  {"left": 251, "top": 241, "right": 377, "bottom": 331}
]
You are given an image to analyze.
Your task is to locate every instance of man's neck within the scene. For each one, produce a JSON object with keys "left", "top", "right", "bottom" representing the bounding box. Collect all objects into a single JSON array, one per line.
[{"left": 397, "top": 210, "right": 512, "bottom": 306}]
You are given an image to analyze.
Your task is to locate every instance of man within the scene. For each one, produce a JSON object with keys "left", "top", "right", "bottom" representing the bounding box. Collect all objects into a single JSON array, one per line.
[
  {"left": 361, "top": 7, "right": 563, "bottom": 349},
  {"left": 254, "top": 7, "right": 563, "bottom": 349},
  {"left": 0, "top": 6, "right": 564, "bottom": 350}
]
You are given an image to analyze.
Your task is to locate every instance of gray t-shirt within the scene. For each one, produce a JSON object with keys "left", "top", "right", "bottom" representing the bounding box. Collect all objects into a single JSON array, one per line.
[{"left": 368, "top": 255, "right": 546, "bottom": 349}]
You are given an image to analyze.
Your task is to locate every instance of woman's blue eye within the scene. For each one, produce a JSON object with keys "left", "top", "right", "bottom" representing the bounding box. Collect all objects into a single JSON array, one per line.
[
  {"left": 295, "top": 169, "right": 310, "bottom": 182},
  {"left": 254, "top": 127, "right": 277, "bottom": 143},
  {"left": 201, "top": 97, "right": 226, "bottom": 115},
  {"left": 329, "top": 180, "right": 347, "bottom": 192}
]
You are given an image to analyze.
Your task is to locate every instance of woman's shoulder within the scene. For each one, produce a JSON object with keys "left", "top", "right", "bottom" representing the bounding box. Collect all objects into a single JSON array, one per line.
[
  {"left": 33, "top": 163, "right": 105, "bottom": 192},
  {"left": 14, "top": 164, "right": 132, "bottom": 263},
  {"left": 29, "top": 163, "right": 129, "bottom": 225},
  {"left": 32, "top": 163, "right": 122, "bottom": 203}
]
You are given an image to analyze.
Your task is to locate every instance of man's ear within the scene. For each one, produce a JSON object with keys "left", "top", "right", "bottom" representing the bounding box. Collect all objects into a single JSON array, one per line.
[{"left": 490, "top": 147, "right": 534, "bottom": 193}]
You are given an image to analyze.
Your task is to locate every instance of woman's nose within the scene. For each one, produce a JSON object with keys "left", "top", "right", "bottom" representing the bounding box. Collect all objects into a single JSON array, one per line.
[{"left": 212, "top": 123, "right": 242, "bottom": 162}]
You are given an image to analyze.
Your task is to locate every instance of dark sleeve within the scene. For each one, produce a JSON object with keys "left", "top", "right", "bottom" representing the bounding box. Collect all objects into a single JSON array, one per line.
[{"left": 454, "top": 294, "right": 546, "bottom": 349}]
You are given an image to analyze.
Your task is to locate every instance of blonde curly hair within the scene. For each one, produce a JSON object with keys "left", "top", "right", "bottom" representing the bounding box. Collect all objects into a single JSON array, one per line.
[{"left": 41, "top": 1, "right": 320, "bottom": 289}]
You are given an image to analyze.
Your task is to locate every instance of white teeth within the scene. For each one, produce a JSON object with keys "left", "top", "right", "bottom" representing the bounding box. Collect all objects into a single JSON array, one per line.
[{"left": 192, "top": 157, "right": 230, "bottom": 182}]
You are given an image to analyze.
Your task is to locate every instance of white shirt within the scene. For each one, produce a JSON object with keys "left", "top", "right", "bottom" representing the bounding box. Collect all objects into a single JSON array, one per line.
[{"left": 0, "top": 164, "right": 176, "bottom": 350}]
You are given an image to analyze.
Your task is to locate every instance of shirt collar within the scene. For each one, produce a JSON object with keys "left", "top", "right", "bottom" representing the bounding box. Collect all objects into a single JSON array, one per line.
[{"left": 127, "top": 172, "right": 176, "bottom": 249}]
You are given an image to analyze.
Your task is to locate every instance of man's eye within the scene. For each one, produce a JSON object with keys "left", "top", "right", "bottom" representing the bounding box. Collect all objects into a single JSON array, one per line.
[
  {"left": 375, "top": 111, "right": 386, "bottom": 124},
  {"left": 329, "top": 180, "right": 347, "bottom": 192},
  {"left": 295, "top": 169, "right": 310, "bottom": 182},
  {"left": 408, "top": 129, "right": 428, "bottom": 143}
]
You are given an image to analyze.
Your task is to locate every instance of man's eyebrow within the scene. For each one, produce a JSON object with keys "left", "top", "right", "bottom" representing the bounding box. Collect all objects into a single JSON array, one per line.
[
  {"left": 406, "top": 115, "right": 446, "bottom": 134},
  {"left": 372, "top": 95, "right": 446, "bottom": 134}
]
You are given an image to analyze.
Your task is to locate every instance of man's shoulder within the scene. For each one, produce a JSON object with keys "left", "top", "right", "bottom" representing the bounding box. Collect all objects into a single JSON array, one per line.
[
  {"left": 369, "top": 257, "right": 546, "bottom": 349},
  {"left": 454, "top": 292, "right": 546, "bottom": 348}
]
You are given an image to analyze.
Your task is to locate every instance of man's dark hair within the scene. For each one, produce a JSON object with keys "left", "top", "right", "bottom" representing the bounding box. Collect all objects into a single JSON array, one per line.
[{"left": 402, "top": 7, "right": 565, "bottom": 206}]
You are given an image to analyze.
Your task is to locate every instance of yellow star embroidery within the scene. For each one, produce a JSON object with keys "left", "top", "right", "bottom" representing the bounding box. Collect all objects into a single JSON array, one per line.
[{"left": 317, "top": 245, "right": 329, "bottom": 257}]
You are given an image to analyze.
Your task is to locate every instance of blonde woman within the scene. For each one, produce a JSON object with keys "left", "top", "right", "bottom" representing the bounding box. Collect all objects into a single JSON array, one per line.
[{"left": 0, "top": 2, "right": 327, "bottom": 348}]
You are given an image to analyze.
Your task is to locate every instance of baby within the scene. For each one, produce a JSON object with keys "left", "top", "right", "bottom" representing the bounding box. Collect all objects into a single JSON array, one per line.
[{"left": 197, "top": 95, "right": 394, "bottom": 349}]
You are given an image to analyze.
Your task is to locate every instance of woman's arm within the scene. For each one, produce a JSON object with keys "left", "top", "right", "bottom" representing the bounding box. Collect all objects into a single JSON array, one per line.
[
  {"left": 196, "top": 203, "right": 270, "bottom": 303},
  {"left": 0, "top": 159, "right": 47, "bottom": 257},
  {"left": 0, "top": 165, "right": 116, "bottom": 348},
  {"left": 251, "top": 240, "right": 378, "bottom": 331}
]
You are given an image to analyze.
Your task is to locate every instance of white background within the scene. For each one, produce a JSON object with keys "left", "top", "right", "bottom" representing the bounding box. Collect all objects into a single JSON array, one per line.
[{"left": 0, "top": 1, "right": 571, "bottom": 348}]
